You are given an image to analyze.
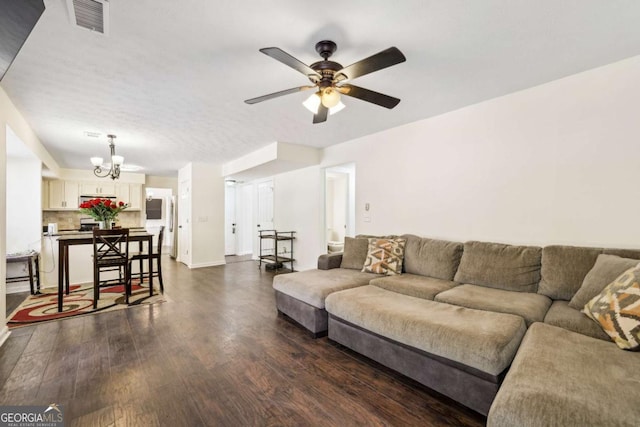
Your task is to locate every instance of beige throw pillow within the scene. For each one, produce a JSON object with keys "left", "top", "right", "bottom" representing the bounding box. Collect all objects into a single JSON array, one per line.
[
  {"left": 362, "top": 238, "right": 407, "bottom": 275},
  {"left": 583, "top": 264, "right": 640, "bottom": 350}
]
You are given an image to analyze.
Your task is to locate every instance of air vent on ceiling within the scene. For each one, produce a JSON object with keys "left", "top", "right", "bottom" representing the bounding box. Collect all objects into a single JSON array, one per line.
[{"left": 66, "top": 0, "right": 110, "bottom": 35}]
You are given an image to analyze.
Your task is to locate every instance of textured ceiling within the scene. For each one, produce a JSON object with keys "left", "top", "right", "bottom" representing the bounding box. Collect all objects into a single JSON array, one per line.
[{"left": 3, "top": 0, "right": 640, "bottom": 176}]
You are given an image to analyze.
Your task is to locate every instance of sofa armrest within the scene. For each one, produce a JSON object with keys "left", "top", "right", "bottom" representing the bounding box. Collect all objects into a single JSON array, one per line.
[{"left": 318, "top": 253, "right": 343, "bottom": 270}]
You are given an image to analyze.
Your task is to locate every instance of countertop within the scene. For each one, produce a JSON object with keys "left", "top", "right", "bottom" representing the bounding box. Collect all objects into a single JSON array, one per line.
[{"left": 44, "top": 226, "right": 146, "bottom": 237}]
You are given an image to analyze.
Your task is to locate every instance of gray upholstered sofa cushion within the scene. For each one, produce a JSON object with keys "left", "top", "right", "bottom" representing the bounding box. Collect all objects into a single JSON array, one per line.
[
  {"left": 487, "top": 323, "right": 640, "bottom": 427},
  {"left": 538, "top": 245, "right": 640, "bottom": 300},
  {"left": 543, "top": 300, "right": 609, "bottom": 341},
  {"left": 325, "top": 285, "right": 526, "bottom": 376},
  {"left": 401, "top": 235, "right": 463, "bottom": 280},
  {"left": 454, "top": 241, "right": 542, "bottom": 292},
  {"left": 568, "top": 254, "right": 640, "bottom": 309},
  {"left": 339, "top": 237, "right": 370, "bottom": 270},
  {"left": 272, "top": 268, "right": 376, "bottom": 309},
  {"left": 369, "top": 274, "right": 457, "bottom": 300},
  {"left": 538, "top": 245, "right": 603, "bottom": 300},
  {"left": 434, "top": 284, "right": 551, "bottom": 327}
]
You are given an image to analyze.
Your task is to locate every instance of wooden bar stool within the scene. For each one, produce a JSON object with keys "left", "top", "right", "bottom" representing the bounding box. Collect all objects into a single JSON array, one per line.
[
  {"left": 128, "top": 226, "right": 165, "bottom": 293},
  {"left": 92, "top": 228, "right": 130, "bottom": 308}
]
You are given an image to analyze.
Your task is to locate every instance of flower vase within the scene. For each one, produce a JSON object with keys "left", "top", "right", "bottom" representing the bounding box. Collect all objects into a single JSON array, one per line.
[{"left": 99, "top": 220, "right": 112, "bottom": 230}]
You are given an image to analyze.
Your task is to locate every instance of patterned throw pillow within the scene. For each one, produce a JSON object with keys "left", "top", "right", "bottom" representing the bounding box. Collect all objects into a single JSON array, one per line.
[
  {"left": 583, "top": 264, "right": 640, "bottom": 350},
  {"left": 362, "top": 238, "right": 407, "bottom": 275}
]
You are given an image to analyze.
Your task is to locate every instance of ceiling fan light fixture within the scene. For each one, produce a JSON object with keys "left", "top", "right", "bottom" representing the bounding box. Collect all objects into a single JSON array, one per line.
[
  {"left": 303, "top": 92, "right": 322, "bottom": 114},
  {"left": 321, "top": 87, "right": 340, "bottom": 108},
  {"left": 329, "top": 100, "right": 345, "bottom": 115},
  {"left": 303, "top": 92, "right": 346, "bottom": 116}
]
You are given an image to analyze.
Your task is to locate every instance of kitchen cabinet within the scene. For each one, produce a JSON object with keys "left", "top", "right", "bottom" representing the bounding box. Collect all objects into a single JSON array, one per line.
[
  {"left": 115, "top": 183, "right": 142, "bottom": 210},
  {"left": 80, "top": 182, "right": 115, "bottom": 196},
  {"left": 48, "top": 180, "right": 79, "bottom": 209},
  {"left": 115, "top": 183, "right": 130, "bottom": 203},
  {"left": 129, "top": 184, "right": 142, "bottom": 210}
]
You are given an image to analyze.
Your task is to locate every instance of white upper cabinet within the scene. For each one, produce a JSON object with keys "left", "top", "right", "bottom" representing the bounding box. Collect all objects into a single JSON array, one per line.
[
  {"left": 115, "top": 183, "right": 130, "bottom": 203},
  {"left": 80, "top": 182, "right": 116, "bottom": 196},
  {"left": 44, "top": 179, "right": 143, "bottom": 210},
  {"left": 47, "top": 180, "right": 79, "bottom": 210},
  {"left": 115, "top": 183, "right": 142, "bottom": 210},
  {"left": 129, "top": 184, "right": 143, "bottom": 210}
]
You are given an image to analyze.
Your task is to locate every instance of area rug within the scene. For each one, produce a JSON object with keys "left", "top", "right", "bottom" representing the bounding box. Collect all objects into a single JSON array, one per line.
[{"left": 7, "top": 282, "right": 167, "bottom": 328}]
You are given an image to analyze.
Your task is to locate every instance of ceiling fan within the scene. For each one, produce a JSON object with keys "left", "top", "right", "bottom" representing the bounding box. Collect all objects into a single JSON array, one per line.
[{"left": 245, "top": 40, "right": 406, "bottom": 124}]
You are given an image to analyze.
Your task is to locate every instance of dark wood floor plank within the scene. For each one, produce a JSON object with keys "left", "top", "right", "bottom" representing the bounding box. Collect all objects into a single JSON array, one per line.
[
  {"left": 0, "top": 258, "right": 485, "bottom": 426},
  {"left": 0, "top": 333, "right": 31, "bottom": 388}
]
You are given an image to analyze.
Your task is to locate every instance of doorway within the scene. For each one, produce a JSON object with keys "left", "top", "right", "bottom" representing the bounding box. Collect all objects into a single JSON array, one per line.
[
  {"left": 144, "top": 187, "right": 174, "bottom": 255},
  {"left": 224, "top": 180, "right": 255, "bottom": 261},
  {"left": 324, "top": 164, "right": 355, "bottom": 253}
]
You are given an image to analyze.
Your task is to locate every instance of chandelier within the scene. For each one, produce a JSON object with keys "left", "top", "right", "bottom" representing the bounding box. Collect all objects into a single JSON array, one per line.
[{"left": 90, "top": 134, "right": 123, "bottom": 180}]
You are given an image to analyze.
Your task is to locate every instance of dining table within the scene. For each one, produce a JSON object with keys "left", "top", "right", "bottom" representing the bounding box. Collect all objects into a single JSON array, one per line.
[{"left": 56, "top": 230, "right": 154, "bottom": 312}]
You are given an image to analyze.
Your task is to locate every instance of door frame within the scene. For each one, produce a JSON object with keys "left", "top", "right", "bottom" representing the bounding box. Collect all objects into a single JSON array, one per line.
[{"left": 178, "top": 178, "right": 191, "bottom": 266}]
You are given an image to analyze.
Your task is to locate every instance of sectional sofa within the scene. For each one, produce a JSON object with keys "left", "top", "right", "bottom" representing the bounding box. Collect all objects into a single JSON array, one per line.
[{"left": 272, "top": 234, "right": 640, "bottom": 425}]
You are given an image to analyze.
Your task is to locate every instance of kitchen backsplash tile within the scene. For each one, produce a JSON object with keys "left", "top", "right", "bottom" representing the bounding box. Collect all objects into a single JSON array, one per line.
[{"left": 43, "top": 211, "right": 142, "bottom": 230}]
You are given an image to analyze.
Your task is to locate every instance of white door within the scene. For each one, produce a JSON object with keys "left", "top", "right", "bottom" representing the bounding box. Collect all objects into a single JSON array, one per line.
[
  {"left": 256, "top": 180, "right": 274, "bottom": 255},
  {"left": 236, "top": 184, "right": 254, "bottom": 255},
  {"left": 224, "top": 184, "right": 237, "bottom": 255},
  {"left": 178, "top": 179, "right": 191, "bottom": 265}
]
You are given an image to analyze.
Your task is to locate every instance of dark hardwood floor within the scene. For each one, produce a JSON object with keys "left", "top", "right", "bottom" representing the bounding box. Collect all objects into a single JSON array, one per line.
[{"left": 0, "top": 257, "right": 486, "bottom": 426}]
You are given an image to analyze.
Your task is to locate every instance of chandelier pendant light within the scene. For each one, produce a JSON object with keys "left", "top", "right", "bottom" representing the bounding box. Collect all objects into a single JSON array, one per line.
[{"left": 90, "top": 134, "right": 124, "bottom": 180}]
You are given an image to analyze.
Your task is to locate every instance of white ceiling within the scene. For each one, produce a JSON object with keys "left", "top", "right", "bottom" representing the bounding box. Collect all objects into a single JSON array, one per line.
[{"left": 3, "top": 0, "right": 640, "bottom": 176}]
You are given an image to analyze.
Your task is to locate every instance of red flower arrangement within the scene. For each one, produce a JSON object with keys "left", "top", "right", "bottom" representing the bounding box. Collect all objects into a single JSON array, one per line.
[{"left": 79, "top": 198, "right": 129, "bottom": 223}]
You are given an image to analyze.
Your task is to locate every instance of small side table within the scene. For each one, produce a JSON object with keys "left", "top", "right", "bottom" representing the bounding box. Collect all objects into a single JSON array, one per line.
[{"left": 6, "top": 251, "right": 40, "bottom": 295}]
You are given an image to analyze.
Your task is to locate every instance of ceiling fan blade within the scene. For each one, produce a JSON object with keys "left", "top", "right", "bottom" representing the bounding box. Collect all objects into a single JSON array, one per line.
[
  {"left": 260, "top": 47, "right": 322, "bottom": 79},
  {"left": 313, "top": 104, "right": 328, "bottom": 124},
  {"left": 245, "top": 86, "right": 315, "bottom": 104},
  {"left": 338, "top": 84, "right": 401, "bottom": 109},
  {"left": 335, "top": 47, "right": 406, "bottom": 81}
]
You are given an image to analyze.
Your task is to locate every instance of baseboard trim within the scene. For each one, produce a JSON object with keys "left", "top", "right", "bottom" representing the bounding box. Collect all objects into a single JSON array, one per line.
[
  {"left": 188, "top": 260, "right": 226, "bottom": 269},
  {"left": 6, "top": 281, "right": 31, "bottom": 294},
  {"left": 0, "top": 326, "right": 11, "bottom": 348}
]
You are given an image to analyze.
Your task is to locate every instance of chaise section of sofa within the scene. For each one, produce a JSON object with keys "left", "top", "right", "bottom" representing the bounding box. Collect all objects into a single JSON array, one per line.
[
  {"left": 326, "top": 285, "right": 527, "bottom": 415},
  {"left": 273, "top": 266, "right": 377, "bottom": 337},
  {"left": 487, "top": 323, "right": 640, "bottom": 427}
]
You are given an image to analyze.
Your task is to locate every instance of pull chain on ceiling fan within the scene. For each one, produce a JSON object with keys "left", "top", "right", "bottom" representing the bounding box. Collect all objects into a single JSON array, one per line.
[{"left": 245, "top": 40, "right": 406, "bottom": 124}]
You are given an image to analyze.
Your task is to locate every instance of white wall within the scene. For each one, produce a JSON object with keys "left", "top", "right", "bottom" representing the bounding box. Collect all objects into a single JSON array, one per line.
[
  {"left": 6, "top": 157, "right": 41, "bottom": 254},
  {"left": 186, "top": 162, "right": 226, "bottom": 268},
  {"left": 273, "top": 166, "right": 325, "bottom": 270},
  {"left": 273, "top": 55, "right": 640, "bottom": 270},
  {"left": 0, "top": 86, "right": 60, "bottom": 345}
]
